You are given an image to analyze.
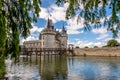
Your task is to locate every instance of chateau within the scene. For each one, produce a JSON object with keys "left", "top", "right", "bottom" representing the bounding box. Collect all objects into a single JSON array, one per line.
[{"left": 23, "top": 19, "right": 68, "bottom": 48}]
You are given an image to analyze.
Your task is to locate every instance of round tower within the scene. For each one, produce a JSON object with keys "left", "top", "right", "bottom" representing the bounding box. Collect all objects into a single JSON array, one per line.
[{"left": 41, "top": 19, "right": 56, "bottom": 48}]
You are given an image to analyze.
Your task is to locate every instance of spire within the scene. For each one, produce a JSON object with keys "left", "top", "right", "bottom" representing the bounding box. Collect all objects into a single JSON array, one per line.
[
  {"left": 45, "top": 18, "right": 50, "bottom": 28},
  {"left": 45, "top": 18, "right": 53, "bottom": 29},
  {"left": 62, "top": 23, "right": 66, "bottom": 33}
]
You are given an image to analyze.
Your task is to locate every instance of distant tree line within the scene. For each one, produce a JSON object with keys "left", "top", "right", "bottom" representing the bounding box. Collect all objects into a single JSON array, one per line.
[{"left": 75, "top": 39, "right": 120, "bottom": 48}]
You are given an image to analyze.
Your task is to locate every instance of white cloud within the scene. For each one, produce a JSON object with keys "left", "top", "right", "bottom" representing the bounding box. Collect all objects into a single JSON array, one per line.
[
  {"left": 24, "top": 36, "right": 37, "bottom": 41},
  {"left": 102, "top": 37, "right": 112, "bottom": 43},
  {"left": 116, "top": 32, "right": 120, "bottom": 43},
  {"left": 74, "top": 38, "right": 80, "bottom": 41},
  {"left": 30, "top": 25, "right": 38, "bottom": 34},
  {"left": 69, "top": 39, "right": 106, "bottom": 48},
  {"left": 116, "top": 38, "right": 120, "bottom": 43},
  {"left": 66, "top": 15, "right": 84, "bottom": 34},
  {"left": 97, "top": 34, "right": 109, "bottom": 40},
  {"left": 20, "top": 36, "right": 37, "bottom": 45},
  {"left": 67, "top": 29, "right": 83, "bottom": 34},
  {"left": 20, "top": 24, "right": 43, "bottom": 45},
  {"left": 30, "top": 23, "right": 44, "bottom": 33},
  {"left": 39, "top": 8, "right": 49, "bottom": 20},
  {"left": 39, "top": 3, "right": 68, "bottom": 23},
  {"left": 39, "top": 3, "right": 85, "bottom": 35},
  {"left": 92, "top": 27, "right": 109, "bottom": 40},
  {"left": 92, "top": 27, "right": 107, "bottom": 34}
]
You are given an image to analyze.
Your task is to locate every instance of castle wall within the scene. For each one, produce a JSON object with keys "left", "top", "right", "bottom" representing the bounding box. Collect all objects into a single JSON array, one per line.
[
  {"left": 42, "top": 34, "right": 55, "bottom": 48},
  {"left": 55, "top": 41, "right": 60, "bottom": 48},
  {"left": 23, "top": 40, "right": 41, "bottom": 48},
  {"left": 74, "top": 47, "right": 120, "bottom": 57}
]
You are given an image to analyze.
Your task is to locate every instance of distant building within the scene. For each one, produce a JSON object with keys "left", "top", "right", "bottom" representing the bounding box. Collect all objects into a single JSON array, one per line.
[{"left": 23, "top": 18, "right": 68, "bottom": 48}]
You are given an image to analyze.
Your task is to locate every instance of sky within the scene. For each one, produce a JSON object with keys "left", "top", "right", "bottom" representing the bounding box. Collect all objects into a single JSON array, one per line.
[{"left": 20, "top": 0, "right": 120, "bottom": 48}]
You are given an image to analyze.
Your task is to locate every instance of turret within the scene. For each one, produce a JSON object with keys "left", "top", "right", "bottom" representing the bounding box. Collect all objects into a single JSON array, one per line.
[
  {"left": 61, "top": 24, "right": 66, "bottom": 33},
  {"left": 41, "top": 19, "right": 56, "bottom": 48},
  {"left": 60, "top": 24, "right": 68, "bottom": 48},
  {"left": 45, "top": 18, "right": 53, "bottom": 29}
]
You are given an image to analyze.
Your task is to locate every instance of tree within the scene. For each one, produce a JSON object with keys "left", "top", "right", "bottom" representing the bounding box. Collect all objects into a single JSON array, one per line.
[
  {"left": 94, "top": 46, "right": 98, "bottom": 48},
  {"left": 107, "top": 39, "right": 119, "bottom": 47},
  {"left": 56, "top": 0, "right": 120, "bottom": 38},
  {"left": 84, "top": 46, "right": 89, "bottom": 48},
  {"left": 0, "top": 1, "right": 41, "bottom": 78},
  {"left": 0, "top": 0, "right": 41, "bottom": 58}
]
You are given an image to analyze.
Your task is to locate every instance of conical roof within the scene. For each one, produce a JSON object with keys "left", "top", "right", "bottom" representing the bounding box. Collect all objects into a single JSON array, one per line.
[
  {"left": 45, "top": 18, "right": 50, "bottom": 28},
  {"left": 45, "top": 18, "right": 53, "bottom": 29},
  {"left": 61, "top": 24, "right": 66, "bottom": 33}
]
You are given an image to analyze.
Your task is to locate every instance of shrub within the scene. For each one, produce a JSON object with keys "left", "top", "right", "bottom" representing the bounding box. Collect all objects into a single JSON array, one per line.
[
  {"left": 84, "top": 46, "right": 89, "bottom": 48},
  {"left": 75, "top": 46, "right": 79, "bottom": 48},
  {"left": 94, "top": 46, "right": 98, "bottom": 48}
]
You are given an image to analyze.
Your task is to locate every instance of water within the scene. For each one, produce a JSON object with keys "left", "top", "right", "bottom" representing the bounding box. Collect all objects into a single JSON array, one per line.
[{"left": 5, "top": 55, "right": 120, "bottom": 80}]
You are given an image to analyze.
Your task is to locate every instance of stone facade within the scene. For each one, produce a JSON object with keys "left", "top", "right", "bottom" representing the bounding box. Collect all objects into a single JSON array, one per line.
[
  {"left": 74, "top": 47, "right": 120, "bottom": 57},
  {"left": 23, "top": 19, "right": 68, "bottom": 48}
]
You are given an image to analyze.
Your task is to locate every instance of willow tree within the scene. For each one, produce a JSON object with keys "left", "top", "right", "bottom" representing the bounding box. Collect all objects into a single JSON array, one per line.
[
  {"left": 56, "top": 0, "right": 120, "bottom": 38},
  {"left": 0, "top": 0, "right": 41, "bottom": 58},
  {"left": 0, "top": 11, "right": 6, "bottom": 77}
]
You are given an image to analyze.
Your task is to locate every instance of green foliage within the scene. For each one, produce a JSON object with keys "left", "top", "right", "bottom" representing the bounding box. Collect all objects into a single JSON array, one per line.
[
  {"left": 84, "top": 46, "right": 89, "bottom": 48},
  {"left": 0, "top": 0, "right": 41, "bottom": 58},
  {"left": 94, "top": 46, "right": 98, "bottom": 48},
  {"left": 0, "top": 57, "right": 5, "bottom": 78},
  {"left": 56, "top": 0, "right": 120, "bottom": 37},
  {"left": 0, "top": 12, "right": 7, "bottom": 54},
  {"left": 107, "top": 39, "right": 119, "bottom": 47},
  {"left": 75, "top": 46, "right": 79, "bottom": 48}
]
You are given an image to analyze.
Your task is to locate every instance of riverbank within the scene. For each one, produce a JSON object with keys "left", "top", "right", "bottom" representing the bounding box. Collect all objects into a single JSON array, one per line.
[{"left": 74, "top": 47, "right": 120, "bottom": 57}]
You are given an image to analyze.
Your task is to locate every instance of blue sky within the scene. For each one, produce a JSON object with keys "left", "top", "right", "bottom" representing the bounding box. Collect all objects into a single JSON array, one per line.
[{"left": 20, "top": 0, "right": 120, "bottom": 48}]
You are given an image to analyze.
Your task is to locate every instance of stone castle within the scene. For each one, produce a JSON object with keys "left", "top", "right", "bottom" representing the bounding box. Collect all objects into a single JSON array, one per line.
[{"left": 23, "top": 19, "right": 68, "bottom": 48}]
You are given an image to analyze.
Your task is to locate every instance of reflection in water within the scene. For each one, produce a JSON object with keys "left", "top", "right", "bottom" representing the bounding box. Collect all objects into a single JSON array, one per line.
[
  {"left": 5, "top": 55, "right": 120, "bottom": 80},
  {"left": 67, "top": 57, "right": 120, "bottom": 80},
  {"left": 40, "top": 55, "right": 68, "bottom": 80}
]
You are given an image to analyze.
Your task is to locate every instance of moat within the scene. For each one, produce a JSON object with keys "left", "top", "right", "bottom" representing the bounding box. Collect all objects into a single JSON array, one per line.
[{"left": 5, "top": 55, "right": 120, "bottom": 80}]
